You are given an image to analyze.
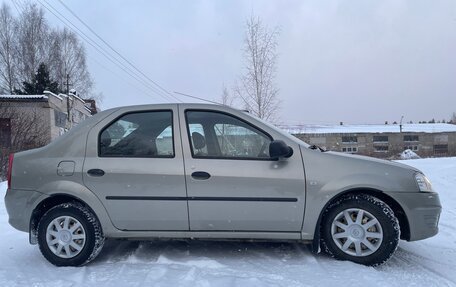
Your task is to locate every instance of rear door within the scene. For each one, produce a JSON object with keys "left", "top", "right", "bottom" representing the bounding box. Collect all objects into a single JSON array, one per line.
[
  {"left": 83, "top": 105, "right": 189, "bottom": 231},
  {"left": 180, "top": 107, "right": 306, "bottom": 232}
]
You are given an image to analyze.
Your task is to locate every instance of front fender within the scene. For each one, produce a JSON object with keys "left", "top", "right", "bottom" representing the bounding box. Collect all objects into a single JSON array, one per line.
[
  {"left": 299, "top": 147, "right": 417, "bottom": 240},
  {"left": 300, "top": 174, "right": 388, "bottom": 240}
]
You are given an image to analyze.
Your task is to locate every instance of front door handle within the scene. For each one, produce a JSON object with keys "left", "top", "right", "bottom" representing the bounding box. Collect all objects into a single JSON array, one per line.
[
  {"left": 87, "top": 168, "right": 105, "bottom": 177},
  {"left": 191, "top": 171, "right": 211, "bottom": 180}
]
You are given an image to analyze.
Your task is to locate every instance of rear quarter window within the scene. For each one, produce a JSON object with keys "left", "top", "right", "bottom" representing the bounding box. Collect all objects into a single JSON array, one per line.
[{"left": 99, "top": 110, "right": 174, "bottom": 158}]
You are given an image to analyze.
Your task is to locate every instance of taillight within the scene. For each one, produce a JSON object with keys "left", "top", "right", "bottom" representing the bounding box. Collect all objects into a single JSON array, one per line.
[{"left": 7, "top": 153, "right": 14, "bottom": 189}]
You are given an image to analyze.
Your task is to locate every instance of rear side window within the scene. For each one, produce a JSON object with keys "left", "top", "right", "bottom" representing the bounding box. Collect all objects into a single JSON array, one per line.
[{"left": 99, "top": 110, "right": 174, "bottom": 158}]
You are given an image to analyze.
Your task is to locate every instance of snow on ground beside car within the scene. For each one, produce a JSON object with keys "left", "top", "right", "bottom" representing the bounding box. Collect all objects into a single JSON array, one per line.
[{"left": 0, "top": 157, "right": 455, "bottom": 287}]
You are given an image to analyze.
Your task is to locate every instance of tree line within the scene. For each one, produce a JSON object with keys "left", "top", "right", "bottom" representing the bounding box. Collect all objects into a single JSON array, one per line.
[
  {"left": 387, "top": 115, "right": 456, "bottom": 125},
  {"left": 0, "top": 2, "right": 93, "bottom": 96}
]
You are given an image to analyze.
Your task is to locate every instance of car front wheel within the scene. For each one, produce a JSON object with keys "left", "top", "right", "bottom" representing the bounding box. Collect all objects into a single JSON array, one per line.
[
  {"left": 320, "top": 194, "right": 400, "bottom": 266},
  {"left": 37, "top": 202, "right": 105, "bottom": 266}
]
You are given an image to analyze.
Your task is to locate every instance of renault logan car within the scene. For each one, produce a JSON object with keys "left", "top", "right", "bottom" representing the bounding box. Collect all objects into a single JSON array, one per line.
[{"left": 5, "top": 103, "right": 441, "bottom": 266}]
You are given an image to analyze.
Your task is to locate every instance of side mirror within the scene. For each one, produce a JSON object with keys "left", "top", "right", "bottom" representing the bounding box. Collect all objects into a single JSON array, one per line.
[{"left": 269, "top": 140, "right": 293, "bottom": 159}]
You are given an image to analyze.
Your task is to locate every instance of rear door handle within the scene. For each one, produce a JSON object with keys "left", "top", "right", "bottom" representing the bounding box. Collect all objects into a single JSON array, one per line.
[
  {"left": 191, "top": 171, "right": 211, "bottom": 180},
  {"left": 87, "top": 168, "right": 105, "bottom": 177}
]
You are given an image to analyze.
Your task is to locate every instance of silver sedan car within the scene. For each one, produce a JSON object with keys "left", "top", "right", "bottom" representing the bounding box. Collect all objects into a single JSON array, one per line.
[{"left": 5, "top": 103, "right": 441, "bottom": 266}]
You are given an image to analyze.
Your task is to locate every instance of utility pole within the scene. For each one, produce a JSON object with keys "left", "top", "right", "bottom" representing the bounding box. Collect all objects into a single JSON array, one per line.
[
  {"left": 400, "top": 115, "right": 404, "bottom": 133},
  {"left": 66, "top": 74, "right": 70, "bottom": 95},
  {"left": 65, "top": 74, "right": 72, "bottom": 122}
]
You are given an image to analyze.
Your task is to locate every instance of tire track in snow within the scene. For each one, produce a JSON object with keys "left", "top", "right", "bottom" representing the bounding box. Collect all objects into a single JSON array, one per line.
[{"left": 391, "top": 247, "right": 456, "bottom": 286}]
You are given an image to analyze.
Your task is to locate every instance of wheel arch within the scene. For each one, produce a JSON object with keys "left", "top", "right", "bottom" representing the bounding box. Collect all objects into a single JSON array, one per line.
[
  {"left": 29, "top": 193, "right": 101, "bottom": 244},
  {"left": 312, "top": 187, "right": 410, "bottom": 252}
]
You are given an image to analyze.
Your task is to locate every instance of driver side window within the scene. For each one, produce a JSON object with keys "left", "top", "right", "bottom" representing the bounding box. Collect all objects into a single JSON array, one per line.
[{"left": 186, "top": 110, "right": 272, "bottom": 159}]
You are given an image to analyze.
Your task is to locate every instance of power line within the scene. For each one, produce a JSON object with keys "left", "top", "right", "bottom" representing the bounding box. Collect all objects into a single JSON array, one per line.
[
  {"left": 39, "top": 0, "right": 174, "bottom": 102},
  {"left": 86, "top": 52, "right": 168, "bottom": 103},
  {"left": 10, "top": 0, "right": 22, "bottom": 15},
  {"left": 56, "top": 0, "right": 181, "bottom": 103},
  {"left": 37, "top": 0, "right": 176, "bottom": 102},
  {"left": 9, "top": 0, "right": 174, "bottom": 104},
  {"left": 10, "top": 0, "right": 19, "bottom": 10},
  {"left": 39, "top": 0, "right": 222, "bottom": 106},
  {"left": 174, "top": 91, "right": 221, "bottom": 105},
  {"left": 15, "top": 0, "right": 26, "bottom": 10}
]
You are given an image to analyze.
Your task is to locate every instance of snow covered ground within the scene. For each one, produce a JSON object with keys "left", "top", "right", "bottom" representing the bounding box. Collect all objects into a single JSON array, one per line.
[{"left": 1, "top": 157, "right": 455, "bottom": 287}]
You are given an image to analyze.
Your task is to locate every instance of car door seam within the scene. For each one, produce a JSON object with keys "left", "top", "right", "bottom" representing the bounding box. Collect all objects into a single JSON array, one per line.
[{"left": 178, "top": 104, "right": 192, "bottom": 230}]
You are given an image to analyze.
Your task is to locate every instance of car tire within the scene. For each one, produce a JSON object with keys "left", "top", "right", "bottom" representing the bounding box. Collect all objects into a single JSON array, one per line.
[
  {"left": 320, "top": 194, "right": 400, "bottom": 266},
  {"left": 37, "top": 202, "right": 105, "bottom": 266}
]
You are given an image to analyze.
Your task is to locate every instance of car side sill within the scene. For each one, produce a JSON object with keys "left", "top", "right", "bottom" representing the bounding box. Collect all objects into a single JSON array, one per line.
[{"left": 105, "top": 231, "right": 302, "bottom": 240}]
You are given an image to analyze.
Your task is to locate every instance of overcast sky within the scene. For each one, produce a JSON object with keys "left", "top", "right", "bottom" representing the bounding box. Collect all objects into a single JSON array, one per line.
[{"left": 7, "top": 0, "right": 456, "bottom": 124}]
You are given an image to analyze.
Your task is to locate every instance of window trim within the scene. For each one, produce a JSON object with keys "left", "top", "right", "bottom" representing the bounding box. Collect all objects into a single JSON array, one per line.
[
  {"left": 433, "top": 144, "right": 448, "bottom": 154},
  {"left": 341, "top": 136, "right": 358, "bottom": 144},
  {"left": 342, "top": 146, "right": 358, "bottom": 153},
  {"left": 403, "top": 135, "right": 419, "bottom": 142},
  {"left": 404, "top": 145, "right": 419, "bottom": 151},
  {"left": 372, "top": 135, "right": 389, "bottom": 143},
  {"left": 184, "top": 109, "right": 276, "bottom": 161},
  {"left": 97, "top": 109, "right": 176, "bottom": 158},
  {"left": 373, "top": 145, "right": 389, "bottom": 152}
]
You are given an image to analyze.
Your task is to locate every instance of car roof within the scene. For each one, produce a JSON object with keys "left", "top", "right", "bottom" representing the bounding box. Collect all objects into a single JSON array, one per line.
[{"left": 107, "top": 102, "right": 248, "bottom": 114}]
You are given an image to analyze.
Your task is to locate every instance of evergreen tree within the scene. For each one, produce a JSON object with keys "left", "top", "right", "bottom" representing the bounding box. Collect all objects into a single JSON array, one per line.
[{"left": 16, "top": 63, "right": 59, "bottom": 94}]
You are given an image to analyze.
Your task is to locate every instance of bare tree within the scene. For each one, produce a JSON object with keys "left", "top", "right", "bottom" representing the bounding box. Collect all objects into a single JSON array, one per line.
[
  {"left": 16, "top": 3, "right": 51, "bottom": 85},
  {"left": 52, "top": 27, "right": 93, "bottom": 96},
  {"left": 0, "top": 102, "right": 49, "bottom": 179},
  {"left": 0, "top": 3, "right": 18, "bottom": 94},
  {"left": 235, "top": 16, "right": 281, "bottom": 122},
  {"left": 0, "top": 3, "right": 95, "bottom": 98},
  {"left": 220, "top": 83, "right": 235, "bottom": 107}
]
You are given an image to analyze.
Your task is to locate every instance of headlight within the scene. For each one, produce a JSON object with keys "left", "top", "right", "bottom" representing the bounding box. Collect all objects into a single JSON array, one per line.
[{"left": 415, "top": 173, "right": 433, "bottom": 192}]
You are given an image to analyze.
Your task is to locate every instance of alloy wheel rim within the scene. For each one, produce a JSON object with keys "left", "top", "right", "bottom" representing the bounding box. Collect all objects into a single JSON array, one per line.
[
  {"left": 46, "top": 216, "right": 86, "bottom": 259},
  {"left": 331, "top": 208, "right": 383, "bottom": 257}
]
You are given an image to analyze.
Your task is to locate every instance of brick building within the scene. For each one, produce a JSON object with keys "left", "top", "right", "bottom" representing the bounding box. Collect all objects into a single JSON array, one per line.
[
  {"left": 285, "top": 123, "right": 456, "bottom": 158},
  {"left": 0, "top": 91, "right": 97, "bottom": 178}
]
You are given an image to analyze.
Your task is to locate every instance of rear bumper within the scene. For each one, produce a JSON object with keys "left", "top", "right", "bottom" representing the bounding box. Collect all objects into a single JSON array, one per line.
[
  {"left": 4, "top": 188, "right": 44, "bottom": 233},
  {"left": 388, "top": 191, "right": 441, "bottom": 241}
]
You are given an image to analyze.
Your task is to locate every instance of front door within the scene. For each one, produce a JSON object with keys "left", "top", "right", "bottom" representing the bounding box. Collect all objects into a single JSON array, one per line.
[
  {"left": 180, "top": 108, "right": 306, "bottom": 232},
  {"left": 83, "top": 106, "right": 189, "bottom": 231}
]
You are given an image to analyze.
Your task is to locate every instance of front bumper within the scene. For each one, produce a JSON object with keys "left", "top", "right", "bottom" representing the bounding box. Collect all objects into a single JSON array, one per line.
[
  {"left": 388, "top": 191, "right": 441, "bottom": 241},
  {"left": 4, "top": 188, "right": 44, "bottom": 233}
]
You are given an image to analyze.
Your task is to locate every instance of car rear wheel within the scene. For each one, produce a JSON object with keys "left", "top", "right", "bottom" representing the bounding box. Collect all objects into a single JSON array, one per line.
[
  {"left": 37, "top": 202, "right": 105, "bottom": 266},
  {"left": 320, "top": 194, "right": 400, "bottom": 266}
]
